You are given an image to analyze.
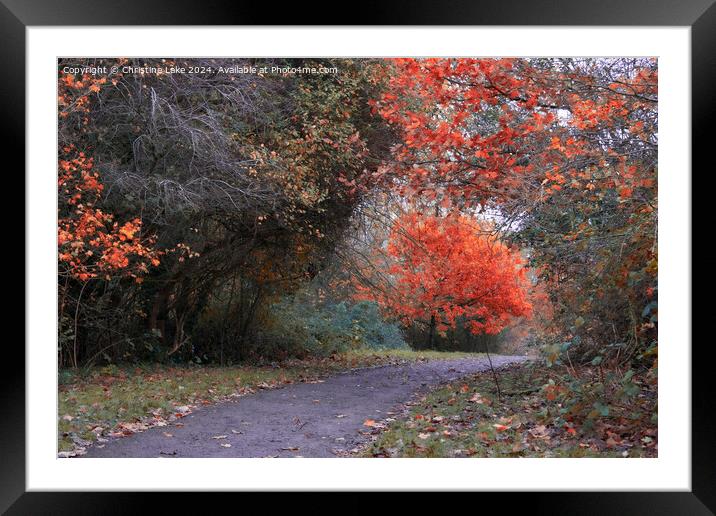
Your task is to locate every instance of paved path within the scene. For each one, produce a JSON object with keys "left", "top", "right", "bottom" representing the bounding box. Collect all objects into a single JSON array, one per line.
[{"left": 82, "top": 355, "right": 530, "bottom": 458}]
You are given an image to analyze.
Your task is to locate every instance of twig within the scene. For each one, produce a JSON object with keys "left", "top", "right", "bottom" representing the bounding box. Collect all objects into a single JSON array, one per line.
[{"left": 483, "top": 343, "right": 502, "bottom": 400}]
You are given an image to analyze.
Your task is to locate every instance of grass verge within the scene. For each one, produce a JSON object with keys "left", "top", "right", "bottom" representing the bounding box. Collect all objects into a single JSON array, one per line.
[
  {"left": 58, "top": 349, "right": 477, "bottom": 456},
  {"left": 360, "top": 361, "right": 657, "bottom": 458}
]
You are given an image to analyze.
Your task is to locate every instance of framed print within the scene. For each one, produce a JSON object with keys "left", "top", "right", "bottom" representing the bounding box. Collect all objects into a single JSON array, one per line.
[{"left": 6, "top": 0, "right": 712, "bottom": 512}]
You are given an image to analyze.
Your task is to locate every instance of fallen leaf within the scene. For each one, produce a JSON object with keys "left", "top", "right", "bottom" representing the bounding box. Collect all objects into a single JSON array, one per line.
[
  {"left": 363, "top": 419, "right": 377, "bottom": 427},
  {"left": 529, "top": 425, "right": 550, "bottom": 439}
]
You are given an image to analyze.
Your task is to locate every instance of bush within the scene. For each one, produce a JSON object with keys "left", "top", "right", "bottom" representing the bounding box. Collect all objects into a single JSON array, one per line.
[
  {"left": 345, "top": 302, "right": 409, "bottom": 351},
  {"left": 262, "top": 298, "right": 408, "bottom": 358}
]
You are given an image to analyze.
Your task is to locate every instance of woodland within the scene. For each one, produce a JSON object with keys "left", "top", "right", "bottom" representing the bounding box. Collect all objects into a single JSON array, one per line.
[{"left": 58, "top": 58, "right": 658, "bottom": 457}]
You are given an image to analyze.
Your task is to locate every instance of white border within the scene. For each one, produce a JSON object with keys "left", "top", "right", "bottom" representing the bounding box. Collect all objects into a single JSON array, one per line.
[{"left": 27, "top": 27, "right": 690, "bottom": 491}]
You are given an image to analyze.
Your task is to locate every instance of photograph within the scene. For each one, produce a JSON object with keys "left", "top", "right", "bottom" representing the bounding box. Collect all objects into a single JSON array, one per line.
[{"left": 56, "top": 56, "right": 659, "bottom": 460}]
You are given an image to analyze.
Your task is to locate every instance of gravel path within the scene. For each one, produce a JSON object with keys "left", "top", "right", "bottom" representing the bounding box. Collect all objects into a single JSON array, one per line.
[{"left": 82, "top": 355, "right": 530, "bottom": 458}]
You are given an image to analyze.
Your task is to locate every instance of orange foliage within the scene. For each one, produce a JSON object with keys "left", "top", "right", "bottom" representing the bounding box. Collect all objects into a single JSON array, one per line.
[
  {"left": 370, "top": 58, "right": 657, "bottom": 206},
  {"left": 355, "top": 213, "right": 532, "bottom": 335},
  {"left": 58, "top": 145, "right": 160, "bottom": 283}
]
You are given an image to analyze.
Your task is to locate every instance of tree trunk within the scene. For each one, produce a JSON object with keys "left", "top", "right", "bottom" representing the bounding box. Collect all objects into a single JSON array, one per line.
[
  {"left": 72, "top": 281, "right": 89, "bottom": 368},
  {"left": 149, "top": 284, "right": 172, "bottom": 347},
  {"left": 426, "top": 314, "right": 436, "bottom": 350},
  {"left": 480, "top": 334, "right": 502, "bottom": 400},
  {"left": 238, "top": 286, "right": 263, "bottom": 359}
]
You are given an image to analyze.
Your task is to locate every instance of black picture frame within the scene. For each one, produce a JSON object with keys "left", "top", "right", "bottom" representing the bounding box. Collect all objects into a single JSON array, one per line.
[{"left": 6, "top": 0, "right": 710, "bottom": 512}]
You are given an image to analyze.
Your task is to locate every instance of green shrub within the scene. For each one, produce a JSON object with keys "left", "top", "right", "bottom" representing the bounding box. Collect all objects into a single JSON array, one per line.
[{"left": 263, "top": 297, "right": 407, "bottom": 358}]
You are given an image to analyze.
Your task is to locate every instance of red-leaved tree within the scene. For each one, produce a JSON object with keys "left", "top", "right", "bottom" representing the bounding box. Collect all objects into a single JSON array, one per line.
[
  {"left": 354, "top": 213, "right": 532, "bottom": 348},
  {"left": 369, "top": 58, "right": 657, "bottom": 361}
]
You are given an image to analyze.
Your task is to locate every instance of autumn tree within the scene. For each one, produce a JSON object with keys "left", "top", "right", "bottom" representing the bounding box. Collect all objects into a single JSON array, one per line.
[
  {"left": 354, "top": 212, "right": 532, "bottom": 349},
  {"left": 58, "top": 57, "right": 394, "bottom": 364},
  {"left": 371, "top": 58, "right": 657, "bottom": 363},
  {"left": 57, "top": 68, "right": 162, "bottom": 367}
]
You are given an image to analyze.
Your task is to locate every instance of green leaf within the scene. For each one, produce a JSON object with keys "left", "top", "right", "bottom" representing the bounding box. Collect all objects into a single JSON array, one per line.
[
  {"left": 593, "top": 401, "right": 610, "bottom": 417},
  {"left": 623, "top": 383, "right": 640, "bottom": 397}
]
